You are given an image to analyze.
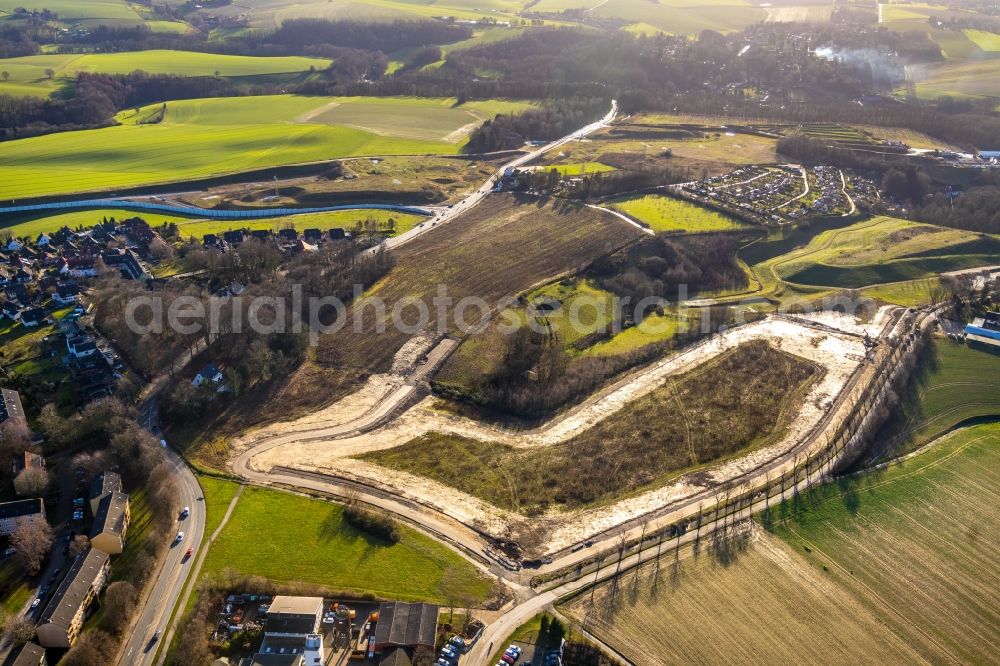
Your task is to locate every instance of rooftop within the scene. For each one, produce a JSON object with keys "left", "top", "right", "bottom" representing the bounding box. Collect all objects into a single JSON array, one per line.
[
  {"left": 91, "top": 491, "right": 129, "bottom": 539},
  {"left": 90, "top": 471, "right": 122, "bottom": 500},
  {"left": 0, "top": 498, "right": 44, "bottom": 520},
  {"left": 38, "top": 548, "right": 109, "bottom": 628},
  {"left": 373, "top": 602, "right": 438, "bottom": 648}
]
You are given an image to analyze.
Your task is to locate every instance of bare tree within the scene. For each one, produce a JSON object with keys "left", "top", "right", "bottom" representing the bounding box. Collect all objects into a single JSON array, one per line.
[
  {"left": 14, "top": 467, "right": 50, "bottom": 497},
  {"left": 2, "top": 616, "right": 35, "bottom": 647},
  {"left": 101, "top": 581, "right": 138, "bottom": 635},
  {"left": 69, "top": 535, "right": 90, "bottom": 559},
  {"left": 11, "top": 520, "right": 53, "bottom": 575}
]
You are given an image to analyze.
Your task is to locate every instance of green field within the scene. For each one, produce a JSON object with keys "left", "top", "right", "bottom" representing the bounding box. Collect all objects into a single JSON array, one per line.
[
  {"left": 564, "top": 422, "right": 1000, "bottom": 665},
  {"left": 1, "top": 208, "right": 426, "bottom": 241},
  {"left": 0, "top": 95, "right": 532, "bottom": 200},
  {"left": 0, "top": 0, "right": 140, "bottom": 21},
  {"left": 872, "top": 339, "right": 1000, "bottom": 463},
  {"left": 861, "top": 277, "right": 941, "bottom": 307},
  {"left": 0, "top": 51, "right": 331, "bottom": 97},
  {"left": 543, "top": 162, "right": 616, "bottom": 176},
  {"left": 611, "top": 195, "right": 746, "bottom": 233},
  {"left": 197, "top": 476, "right": 242, "bottom": 539},
  {"left": 964, "top": 29, "right": 1000, "bottom": 52},
  {"left": 530, "top": 0, "right": 766, "bottom": 35},
  {"left": 910, "top": 59, "right": 1000, "bottom": 100},
  {"left": 199, "top": 486, "right": 493, "bottom": 603},
  {"left": 173, "top": 210, "right": 426, "bottom": 239}
]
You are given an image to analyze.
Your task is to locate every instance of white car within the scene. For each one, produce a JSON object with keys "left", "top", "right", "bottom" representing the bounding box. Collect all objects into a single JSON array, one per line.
[
  {"left": 30, "top": 598, "right": 41, "bottom": 609},
  {"left": 180, "top": 506, "right": 190, "bottom": 519},
  {"left": 175, "top": 531, "right": 184, "bottom": 543}
]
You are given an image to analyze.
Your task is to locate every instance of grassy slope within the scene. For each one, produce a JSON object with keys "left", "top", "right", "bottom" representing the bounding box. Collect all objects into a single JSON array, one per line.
[
  {"left": 0, "top": 51, "right": 331, "bottom": 97},
  {"left": 610, "top": 195, "right": 745, "bottom": 233},
  {"left": 871, "top": 339, "right": 1000, "bottom": 463},
  {"left": 199, "top": 486, "right": 493, "bottom": 603},
  {"left": 0, "top": 95, "right": 531, "bottom": 200},
  {"left": 755, "top": 216, "right": 1000, "bottom": 292},
  {"left": 563, "top": 423, "right": 1000, "bottom": 665},
  {"left": 364, "top": 341, "right": 818, "bottom": 514}
]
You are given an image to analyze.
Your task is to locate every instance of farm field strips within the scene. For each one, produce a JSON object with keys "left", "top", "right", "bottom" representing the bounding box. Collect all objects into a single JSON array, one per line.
[{"left": 0, "top": 95, "right": 535, "bottom": 200}]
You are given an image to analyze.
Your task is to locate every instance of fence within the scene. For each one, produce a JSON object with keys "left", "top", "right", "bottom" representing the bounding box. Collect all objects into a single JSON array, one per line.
[{"left": 0, "top": 199, "right": 433, "bottom": 221}]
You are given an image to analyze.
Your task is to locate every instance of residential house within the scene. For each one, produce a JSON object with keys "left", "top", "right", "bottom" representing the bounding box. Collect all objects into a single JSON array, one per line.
[
  {"left": 19, "top": 307, "right": 45, "bottom": 327},
  {"left": 90, "top": 491, "right": 130, "bottom": 555},
  {"left": 303, "top": 229, "right": 323, "bottom": 243},
  {"left": 35, "top": 233, "right": 50, "bottom": 247},
  {"left": 193, "top": 363, "right": 224, "bottom": 387},
  {"left": 277, "top": 228, "right": 298, "bottom": 242},
  {"left": 0, "top": 498, "right": 45, "bottom": 536},
  {"left": 6, "top": 238, "right": 22, "bottom": 251},
  {"left": 251, "top": 229, "right": 272, "bottom": 241},
  {"left": 65, "top": 256, "right": 98, "bottom": 278},
  {"left": 89, "top": 471, "right": 122, "bottom": 516},
  {"left": 328, "top": 228, "right": 346, "bottom": 241},
  {"left": 223, "top": 230, "right": 245, "bottom": 245},
  {"left": 52, "top": 283, "right": 80, "bottom": 305},
  {"left": 35, "top": 548, "right": 110, "bottom": 648},
  {"left": 203, "top": 233, "right": 219, "bottom": 247},
  {"left": 66, "top": 333, "right": 99, "bottom": 360},
  {"left": 10, "top": 642, "right": 47, "bottom": 666}
]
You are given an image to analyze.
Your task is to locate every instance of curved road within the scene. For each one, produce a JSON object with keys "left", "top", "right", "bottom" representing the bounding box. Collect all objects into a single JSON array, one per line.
[{"left": 120, "top": 101, "right": 619, "bottom": 663}]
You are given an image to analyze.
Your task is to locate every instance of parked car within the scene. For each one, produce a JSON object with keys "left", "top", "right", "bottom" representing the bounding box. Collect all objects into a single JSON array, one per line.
[
  {"left": 30, "top": 598, "right": 40, "bottom": 609},
  {"left": 449, "top": 636, "right": 466, "bottom": 651},
  {"left": 72, "top": 497, "right": 84, "bottom": 507},
  {"left": 440, "top": 646, "right": 458, "bottom": 660}
]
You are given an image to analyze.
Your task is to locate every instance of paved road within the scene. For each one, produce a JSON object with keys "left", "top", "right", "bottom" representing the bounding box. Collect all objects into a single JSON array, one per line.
[
  {"left": 378, "top": 101, "right": 619, "bottom": 252},
  {"left": 116, "top": 397, "right": 206, "bottom": 665}
]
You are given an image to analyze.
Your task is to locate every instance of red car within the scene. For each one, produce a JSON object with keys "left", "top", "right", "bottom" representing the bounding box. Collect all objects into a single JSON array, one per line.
[{"left": 185, "top": 546, "right": 193, "bottom": 558}]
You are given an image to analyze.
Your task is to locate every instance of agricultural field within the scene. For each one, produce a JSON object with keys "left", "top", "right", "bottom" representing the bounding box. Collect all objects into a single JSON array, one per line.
[
  {"left": 0, "top": 51, "right": 331, "bottom": 98},
  {"left": 528, "top": 0, "right": 769, "bottom": 35},
  {"left": 756, "top": 216, "right": 1000, "bottom": 292},
  {"left": 199, "top": 485, "right": 494, "bottom": 603},
  {"left": 214, "top": 0, "right": 525, "bottom": 28},
  {"left": 363, "top": 340, "right": 819, "bottom": 514},
  {"left": 1, "top": 209, "right": 193, "bottom": 240},
  {"left": 869, "top": 338, "right": 1000, "bottom": 462},
  {"left": 610, "top": 195, "right": 746, "bottom": 233},
  {"left": 0, "top": 0, "right": 141, "bottom": 22},
  {"left": 563, "top": 422, "right": 1000, "bottom": 665},
  {"left": 964, "top": 29, "right": 1000, "bottom": 52},
  {"left": 0, "top": 95, "right": 534, "bottom": 200},
  {"left": 910, "top": 59, "right": 1000, "bottom": 100}
]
